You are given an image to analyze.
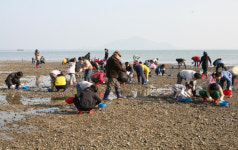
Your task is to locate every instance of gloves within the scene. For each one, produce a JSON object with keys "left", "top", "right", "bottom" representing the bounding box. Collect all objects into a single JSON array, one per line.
[
  {"left": 219, "top": 99, "right": 224, "bottom": 101},
  {"left": 208, "top": 96, "right": 212, "bottom": 100},
  {"left": 229, "top": 87, "right": 232, "bottom": 90}
]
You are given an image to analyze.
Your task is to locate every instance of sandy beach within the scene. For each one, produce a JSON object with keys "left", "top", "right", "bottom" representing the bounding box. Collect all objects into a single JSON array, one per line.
[{"left": 0, "top": 61, "right": 237, "bottom": 149}]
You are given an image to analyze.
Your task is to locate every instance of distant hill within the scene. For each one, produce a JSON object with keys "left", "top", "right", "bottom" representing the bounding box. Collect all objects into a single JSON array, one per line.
[{"left": 100, "top": 37, "right": 176, "bottom": 50}]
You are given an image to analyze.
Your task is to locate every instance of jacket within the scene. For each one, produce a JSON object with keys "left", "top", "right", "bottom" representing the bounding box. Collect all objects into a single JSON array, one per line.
[
  {"left": 5, "top": 72, "right": 21, "bottom": 86},
  {"left": 73, "top": 89, "right": 101, "bottom": 110},
  {"left": 84, "top": 60, "right": 93, "bottom": 70},
  {"left": 106, "top": 55, "right": 126, "bottom": 78},
  {"left": 68, "top": 62, "right": 76, "bottom": 74},
  {"left": 217, "top": 71, "right": 232, "bottom": 88},
  {"left": 140, "top": 64, "right": 150, "bottom": 80},
  {"left": 55, "top": 75, "right": 67, "bottom": 86}
]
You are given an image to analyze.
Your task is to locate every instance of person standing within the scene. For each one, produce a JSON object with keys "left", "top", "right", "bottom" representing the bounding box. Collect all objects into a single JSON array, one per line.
[
  {"left": 199, "top": 51, "right": 212, "bottom": 79},
  {"left": 103, "top": 51, "right": 127, "bottom": 100},
  {"left": 68, "top": 58, "right": 77, "bottom": 85},
  {"left": 79, "top": 57, "right": 93, "bottom": 82},
  {"left": 104, "top": 48, "right": 109, "bottom": 60},
  {"left": 35, "top": 49, "right": 40, "bottom": 68}
]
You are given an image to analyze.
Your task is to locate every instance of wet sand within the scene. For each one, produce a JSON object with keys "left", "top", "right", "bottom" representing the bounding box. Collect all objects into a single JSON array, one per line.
[{"left": 0, "top": 61, "right": 237, "bottom": 149}]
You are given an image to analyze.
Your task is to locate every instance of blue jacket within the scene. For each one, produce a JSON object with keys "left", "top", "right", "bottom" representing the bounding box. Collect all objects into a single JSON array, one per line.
[
  {"left": 155, "top": 65, "right": 164, "bottom": 73},
  {"left": 217, "top": 71, "right": 232, "bottom": 87},
  {"left": 215, "top": 60, "right": 223, "bottom": 66}
]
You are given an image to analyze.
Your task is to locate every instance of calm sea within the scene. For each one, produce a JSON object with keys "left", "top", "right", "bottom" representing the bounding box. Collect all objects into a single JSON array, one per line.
[{"left": 0, "top": 50, "right": 237, "bottom": 66}]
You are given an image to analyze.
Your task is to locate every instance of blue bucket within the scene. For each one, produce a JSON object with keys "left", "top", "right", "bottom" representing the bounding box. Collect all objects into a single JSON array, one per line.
[
  {"left": 172, "top": 66, "right": 175, "bottom": 69},
  {"left": 98, "top": 103, "right": 107, "bottom": 108},
  {"left": 181, "top": 97, "right": 191, "bottom": 102},
  {"left": 48, "top": 88, "right": 53, "bottom": 92},
  {"left": 219, "top": 101, "right": 229, "bottom": 107},
  {"left": 168, "top": 74, "right": 173, "bottom": 76},
  {"left": 149, "top": 74, "right": 153, "bottom": 77},
  {"left": 22, "top": 86, "right": 29, "bottom": 90}
]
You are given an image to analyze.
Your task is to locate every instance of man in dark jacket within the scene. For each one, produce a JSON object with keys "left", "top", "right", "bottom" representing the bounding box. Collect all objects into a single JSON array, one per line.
[
  {"left": 103, "top": 50, "right": 127, "bottom": 100},
  {"left": 5, "top": 72, "right": 23, "bottom": 89}
]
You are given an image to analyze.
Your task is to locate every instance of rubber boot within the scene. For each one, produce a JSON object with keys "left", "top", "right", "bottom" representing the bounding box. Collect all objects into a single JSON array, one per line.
[
  {"left": 77, "top": 109, "right": 83, "bottom": 114},
  {"left": 214, "top": 98, "right": 218, "bottom": 104},
  {"left": 202, "top": 96, "right": 207, "bottom": 102},
  {"left": 103, "top": 90, "right": 111, "bottom": 100},
  {"left": 205, "top": 74, "right": 208, "bottom": 79},
  {"left": 116, "top": 88, "right": 124, "bottom": 99},
  {"left": 201, "top": 74, "right": 205, "bottom": 79},
  {"left": 228, "top": 90, "right": 232, "bottom": 98},
  {"left": 89, "top": 110, "right": 94, "bottom": 114}
]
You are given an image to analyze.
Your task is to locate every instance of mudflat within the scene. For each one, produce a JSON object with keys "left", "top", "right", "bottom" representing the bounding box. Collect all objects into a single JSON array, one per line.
[{"left": 0, "top": 61, "right": 237, "bottom": 149}]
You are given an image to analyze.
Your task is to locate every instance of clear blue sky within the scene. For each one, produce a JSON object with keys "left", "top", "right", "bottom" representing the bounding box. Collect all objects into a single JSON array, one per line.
[{"left": 0, "top": 0, "right": 238, "bottom": 50}]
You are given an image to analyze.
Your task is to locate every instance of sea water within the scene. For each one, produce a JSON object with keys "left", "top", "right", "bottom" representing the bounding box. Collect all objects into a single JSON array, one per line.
[{"left": 0, "top": 49, "right": 237, "bottom": 66}]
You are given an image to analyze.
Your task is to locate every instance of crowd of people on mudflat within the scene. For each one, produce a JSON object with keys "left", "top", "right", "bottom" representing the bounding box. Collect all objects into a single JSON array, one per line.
[{"left": 5, "top": 49, "right": 238, "bottom": 114}]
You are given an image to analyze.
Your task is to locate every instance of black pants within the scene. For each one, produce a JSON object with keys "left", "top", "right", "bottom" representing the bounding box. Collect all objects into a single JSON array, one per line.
[
  {"left": 55, "top": 85, "right": 68, "bottom": 91},
  {"left": 216, "top": 63, "right": 227, "bottom": 72}
]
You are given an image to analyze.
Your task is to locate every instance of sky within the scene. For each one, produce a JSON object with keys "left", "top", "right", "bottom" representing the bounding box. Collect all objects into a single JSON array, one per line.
[{"left": 0, "top": 0, "right": 238, "bottom": 50}]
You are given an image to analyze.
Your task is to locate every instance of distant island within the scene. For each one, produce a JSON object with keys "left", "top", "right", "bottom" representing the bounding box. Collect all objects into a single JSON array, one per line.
[{"left": 17, "top": 49, "right": 25, "bottom": 51}]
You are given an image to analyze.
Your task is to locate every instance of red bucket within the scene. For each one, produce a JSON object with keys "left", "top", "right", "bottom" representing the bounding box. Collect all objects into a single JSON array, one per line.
[
  {"left": 65, "top": 97, "right": 74, "bottom": 104},
  {"left": 223, "top": 90, "right": 232, "bottom": 96}
]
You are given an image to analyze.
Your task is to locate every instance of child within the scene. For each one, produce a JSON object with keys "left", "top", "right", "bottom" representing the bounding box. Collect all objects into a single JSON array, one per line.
[
  {"left": 40, "top": 56, "right": 45, "bottom": 64},
  {"left": 68, "top": 58, "right": 77, "bottom": 85},
  {"left": 206, "top": 72, "right": 216, "bottom": 84},
  {"left": 54, "top": 72, "right": 68, "bottom": 92},
  {"left": 177, "top": 70, "right": 201, "bottom": 97},
  {"left": 155, "top": 64, "right": 165, "bottom": 76},
  {"left": 149, "top": 60, "right": 156, "bottom": 72},
  {"left": 5, "top": 71, "right": 23, "bottom": 89},
  {"left": 172, "top": 83, "right": 193, "bottom": 100},
  {"left": 66, "top": 83, "right": 101, "bottom": 114},
  {"left": 125, "top": 62, "right": 134, "bottom": 83},
  {"left": 91, "top": 71, "right": 106, "bottom": 85},
  {"left": 49, "top": 70, "right": 61, "bottom": 91},
  {"left": 215, "top": 71, "right": 232, "bottom": 97},
  {"left": 199, "top": 83, "right": 224, "bottom": 104},
  {"left": 78, "top": 57, "right": 93, "bottom": 82}
]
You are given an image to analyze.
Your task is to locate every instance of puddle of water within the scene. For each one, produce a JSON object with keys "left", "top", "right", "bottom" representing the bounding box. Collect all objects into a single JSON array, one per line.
[
  {"left": 0, "top": 93, "right": 52, "bottom": 105},
  {"left": 51, "top": 97, "right": 68, "bottom": 104},
  {"left": 21, "top": 75, "right": 51, "bottom": 88},
  {"left": 21, "top": 96, "right": 51, "bottom": 105},
  {"left": 0, "top": 94, "right": 8, "bottom": 105},
  {"left": 0, "top": 71, "right": 14, "bottom": 74},
  {"left": 130, "top": 88, "right": 172, "bottom": 98},
  {"left": 0, "top": 108, "right": 59, "bottom": 133}
]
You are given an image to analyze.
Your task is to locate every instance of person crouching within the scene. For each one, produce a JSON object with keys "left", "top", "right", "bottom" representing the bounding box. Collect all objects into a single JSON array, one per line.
[
  {"left": 5, "top": 71, "right": 23, "bottom": 89},
  {"left": 54, "top": 72, "right": 68, "bottom": 92},
  {"left": 199, "top": 83, "right": 224, "bottom": 104}
]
